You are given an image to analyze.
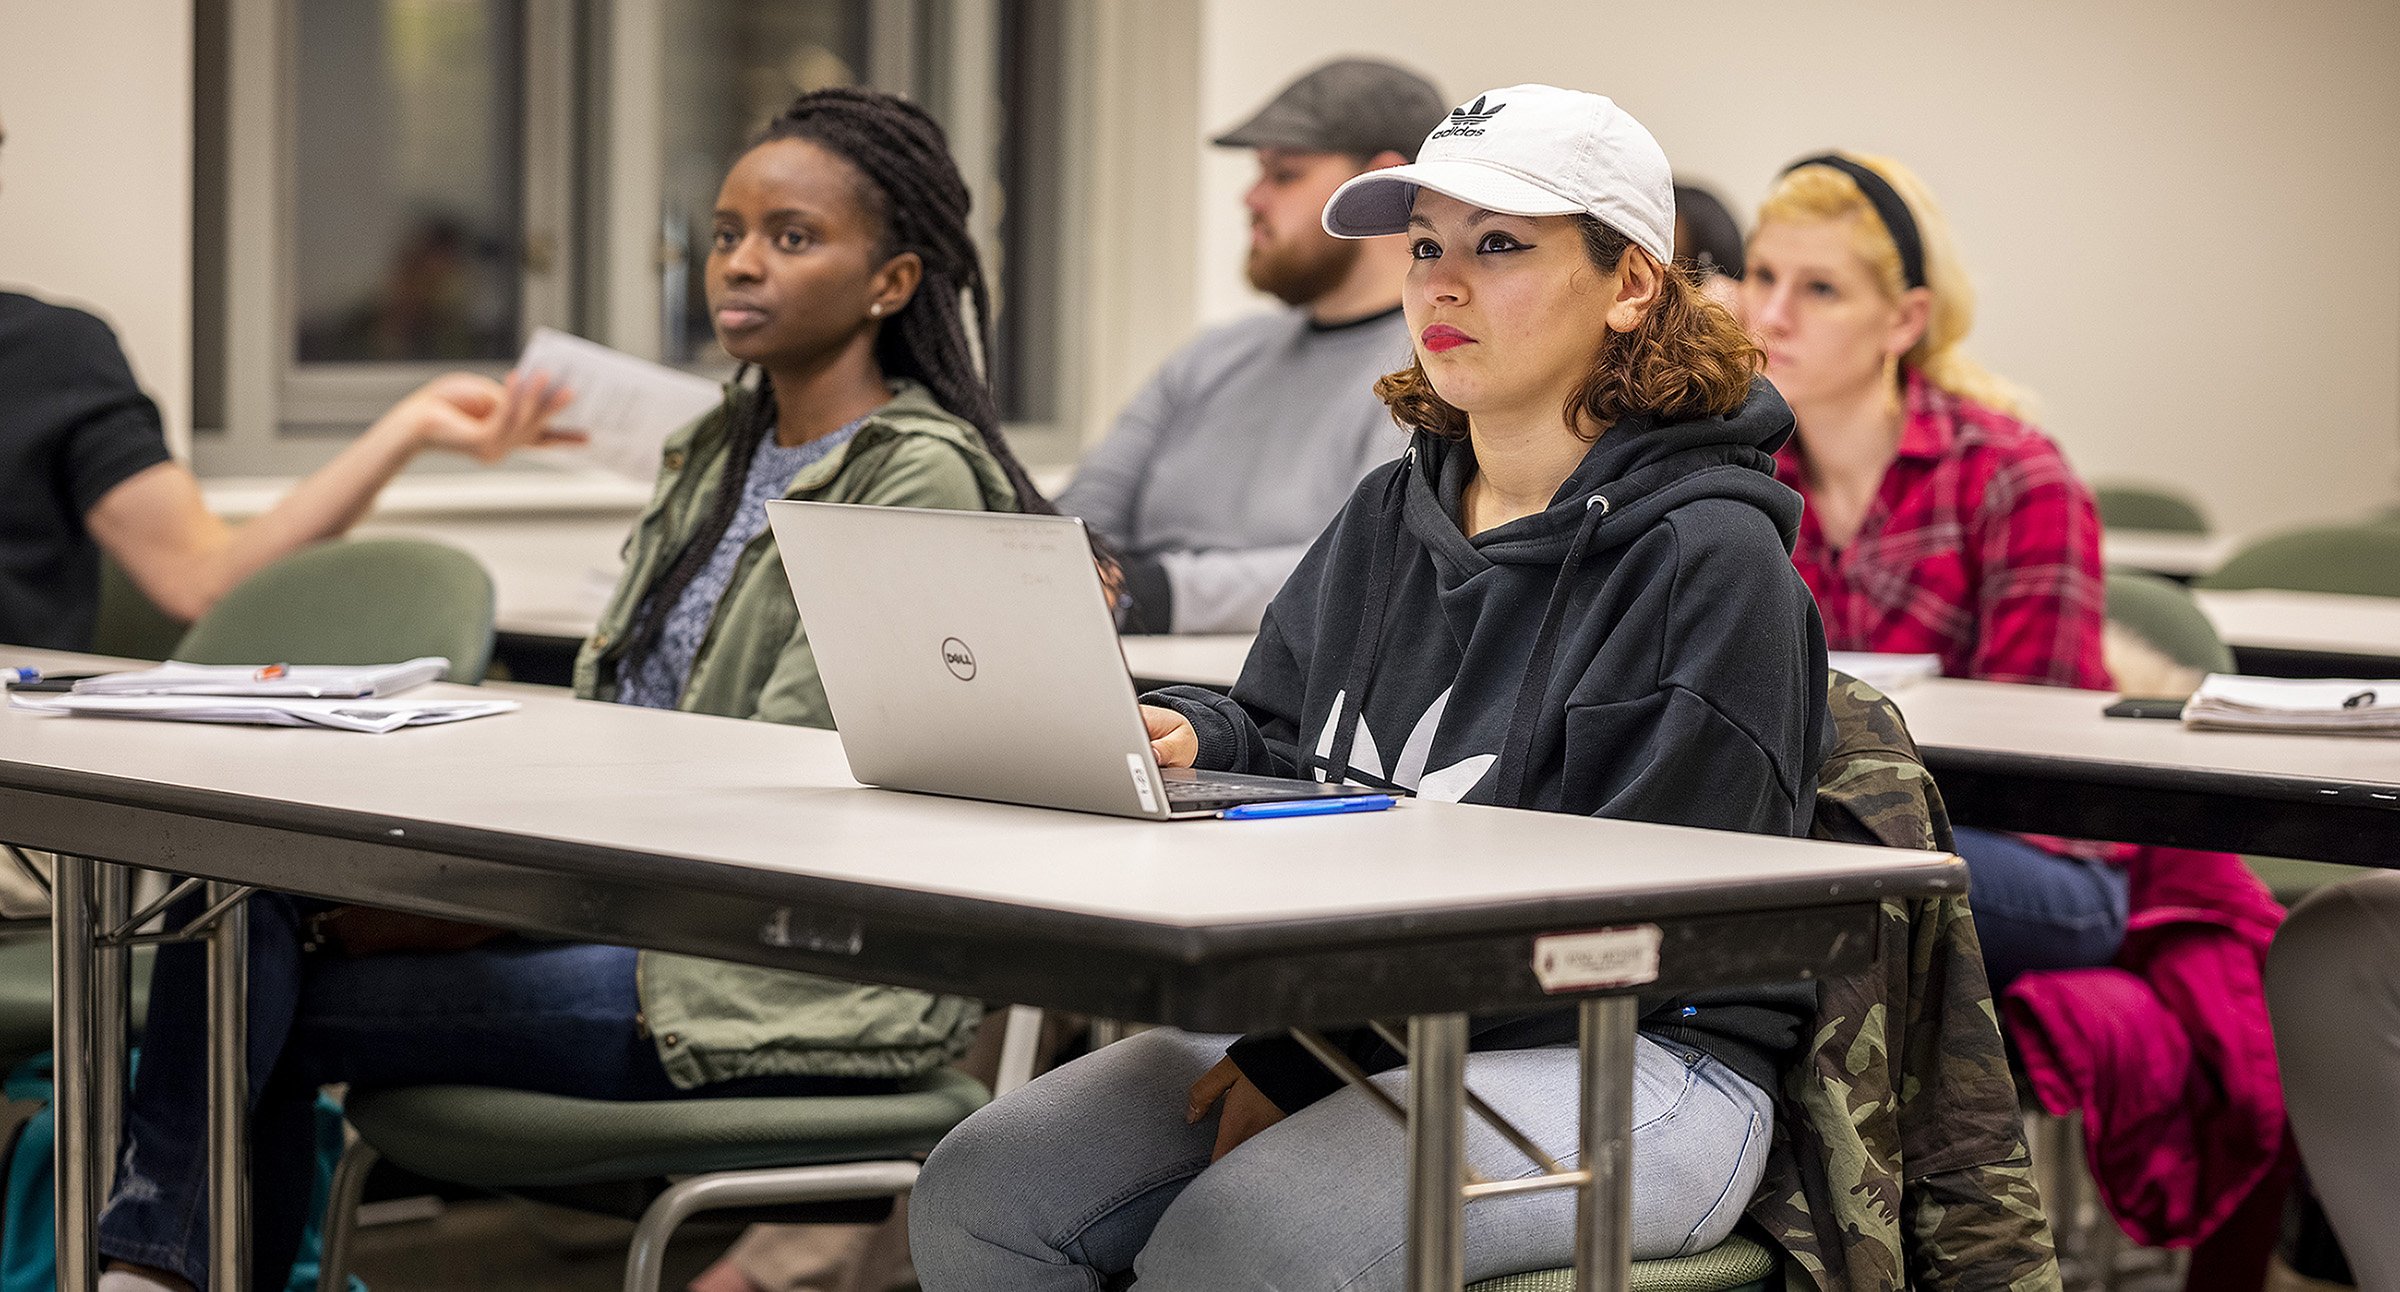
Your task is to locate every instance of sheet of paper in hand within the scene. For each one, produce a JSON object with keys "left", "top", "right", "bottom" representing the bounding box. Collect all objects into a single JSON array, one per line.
[{"left": 516, "top": 327, "right": 726, "bottom": 480}]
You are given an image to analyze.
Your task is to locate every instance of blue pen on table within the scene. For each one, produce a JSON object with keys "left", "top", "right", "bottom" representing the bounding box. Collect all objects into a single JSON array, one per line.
[
  {"left": 5, "top": 667, "right": 41, "bottom": 686},
  {"left": 1219, "top": 795, "right": 1396, "bottom": 821}
]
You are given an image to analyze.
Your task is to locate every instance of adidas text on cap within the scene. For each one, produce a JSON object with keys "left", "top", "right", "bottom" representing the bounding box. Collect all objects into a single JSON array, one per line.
[{"left": 1320, "top": 84, "right": 1676, "bottom": 268}]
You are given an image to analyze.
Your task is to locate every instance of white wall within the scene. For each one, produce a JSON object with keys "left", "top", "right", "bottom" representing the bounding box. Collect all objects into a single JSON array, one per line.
[
  {"left": 1189, "top": 0, "right": 2400, "bottom": 536},
  {"left": 0, "top": 0, "right": 194, "bottom": 457}
]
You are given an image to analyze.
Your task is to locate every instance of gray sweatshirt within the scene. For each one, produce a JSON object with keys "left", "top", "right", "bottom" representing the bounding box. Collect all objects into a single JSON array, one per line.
[{"left": 1058, "top": 306, "right": 1410, "bottom": 633}]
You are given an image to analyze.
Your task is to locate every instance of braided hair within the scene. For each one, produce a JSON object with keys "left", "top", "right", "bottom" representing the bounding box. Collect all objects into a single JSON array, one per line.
[
  {"left": 752, "top": 87, "right": 1056, "bottom": 514},
  {"left": 617, "top": 88, "right": 1064, "bottom": 674}
]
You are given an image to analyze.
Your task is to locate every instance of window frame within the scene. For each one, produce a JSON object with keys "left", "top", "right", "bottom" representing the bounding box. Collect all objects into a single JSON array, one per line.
[{"left": 196, "top": 0, "right": 1096, "bottom": 479}]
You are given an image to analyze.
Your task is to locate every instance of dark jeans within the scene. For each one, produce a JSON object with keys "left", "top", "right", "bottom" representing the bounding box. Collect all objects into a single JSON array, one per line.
[
  {"left": 1952, "top": 827, "right": 2131, "bottom": 995},
  {"left": 97, "top": 892, "right": 887, "bottom": 1292}
]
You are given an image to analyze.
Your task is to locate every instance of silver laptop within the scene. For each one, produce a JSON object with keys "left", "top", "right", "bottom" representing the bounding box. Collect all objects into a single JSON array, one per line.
[{"left": 765, "top": 500, "right": 1385, "bottom": 820}]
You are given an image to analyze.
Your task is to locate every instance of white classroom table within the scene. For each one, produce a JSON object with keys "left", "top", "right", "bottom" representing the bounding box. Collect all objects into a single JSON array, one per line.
[
  {"left": 1116, "top": 639, "right": 2400, "bottom": 867},
  {"left": 0, "top": 648, "right": 1961, "bottom": 1292},
  {"left": 1120, "top": 633, "right": 1255, "bottom": 690},
  {"left": 2193, "top": 588, "right": 2400, "bottom": 676},
  {"left": 2101, "top": 529, "right": 2240, "bottom": 580},
  {"left": 1881, "top": 677, "right": 2400, "bottom": 865}
]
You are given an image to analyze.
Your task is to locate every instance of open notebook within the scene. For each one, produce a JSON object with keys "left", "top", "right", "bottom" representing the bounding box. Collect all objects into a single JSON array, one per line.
[{"left": 2183, "top": 675, "right": 2400, "bottom": 735}]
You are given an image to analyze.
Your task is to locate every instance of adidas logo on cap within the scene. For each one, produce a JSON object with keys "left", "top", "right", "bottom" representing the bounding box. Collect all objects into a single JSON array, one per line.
[{"left": 1428, "top": 95, "right": 1503, "bottom": 140}]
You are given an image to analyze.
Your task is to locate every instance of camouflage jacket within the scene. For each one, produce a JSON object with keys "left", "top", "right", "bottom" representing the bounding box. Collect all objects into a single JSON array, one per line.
[{"left": 1745, "top": 674, "right": 2062, "bottom": 1292}]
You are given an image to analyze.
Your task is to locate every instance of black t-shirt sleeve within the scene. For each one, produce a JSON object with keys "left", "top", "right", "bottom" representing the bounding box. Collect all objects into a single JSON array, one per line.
[{"left": 42, "top": 305, "right": 175, "bottom": 515}]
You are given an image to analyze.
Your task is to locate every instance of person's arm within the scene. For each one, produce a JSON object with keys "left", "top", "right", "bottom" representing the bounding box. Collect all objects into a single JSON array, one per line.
[
  {"left": 1057, "top": 360, "right": 1183, "bottom": 548},
  {"left": 1153, "top": 543, "right": 1312, "bottom": 634},
  {"left": 86, "top": 372, "right": 573, "bottom": 622},
  {"left": 1138, "top": 575, "right": 1318, "bottom": 777},
  {"left": 1966, "top": 452, "right": 2109, "bottom": 689},
  {"left": 1059, "top": 355, "right": 1193, "bottom": 632}
]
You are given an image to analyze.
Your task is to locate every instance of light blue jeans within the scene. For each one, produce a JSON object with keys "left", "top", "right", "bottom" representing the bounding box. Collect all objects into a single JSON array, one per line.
[{"left": 910, "top": 1027, "right": 1774, "bottom": 1290}]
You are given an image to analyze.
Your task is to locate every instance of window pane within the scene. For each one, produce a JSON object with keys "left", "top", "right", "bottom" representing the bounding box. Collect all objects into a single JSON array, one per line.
[
  {"left": 658, "top": 0, "right": 870, "bottom": 365},
  {"left": 997, "top": 0, "right": 1066, "bottom": 423},
  {"left": 293, "top": 0, "right": 525, "bottom": 363}
]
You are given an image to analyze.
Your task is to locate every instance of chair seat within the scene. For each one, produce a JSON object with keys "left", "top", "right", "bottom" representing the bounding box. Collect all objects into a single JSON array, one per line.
[
  {"left": 0, "top": 934, "right": 154, "bottom": 1071},
  {"left": 343, "top": 1066, "right": 990, "bottom": 1189},
  {"left": 1464, "top": 1231, "right": 1777, "bottom": 1292}
]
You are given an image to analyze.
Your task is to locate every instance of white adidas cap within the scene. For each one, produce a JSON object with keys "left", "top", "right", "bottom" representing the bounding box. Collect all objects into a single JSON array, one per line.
[{"left": 1321, "top": 84, "right": 1675, "bottom": 268}]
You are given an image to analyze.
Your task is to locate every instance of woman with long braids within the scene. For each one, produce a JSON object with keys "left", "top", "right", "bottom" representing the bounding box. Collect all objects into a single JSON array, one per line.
[
  {"left": 96, "top": 89, "right": 1030, "bottom": 1292},
  {"left": 584, "top": 86, "right": 1056, "bottom": 721}
]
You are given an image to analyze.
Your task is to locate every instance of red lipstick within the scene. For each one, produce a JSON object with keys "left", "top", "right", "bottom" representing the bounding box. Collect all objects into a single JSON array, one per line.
[{"left": 1421, "top": 324, "right": 1473, "bottom": 354}]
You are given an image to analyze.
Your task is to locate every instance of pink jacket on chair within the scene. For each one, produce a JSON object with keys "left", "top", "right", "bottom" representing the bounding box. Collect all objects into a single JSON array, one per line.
[{"left": 1999, "top": 846, "right": 2287, "bottom": 1248}]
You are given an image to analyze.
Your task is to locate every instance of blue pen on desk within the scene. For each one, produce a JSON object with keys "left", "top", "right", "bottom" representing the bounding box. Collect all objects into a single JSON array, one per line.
[
  {"left": 1219, "top": 795, "right": 1396, "bottom": 821},
  {"left": 4, "top": 667, "right": 40, "bottom": 686}
]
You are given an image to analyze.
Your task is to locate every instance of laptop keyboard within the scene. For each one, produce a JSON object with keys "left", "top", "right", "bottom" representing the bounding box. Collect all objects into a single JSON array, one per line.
[{"left": 1163, "top": 779, "right": 1308, "bottom": 807}]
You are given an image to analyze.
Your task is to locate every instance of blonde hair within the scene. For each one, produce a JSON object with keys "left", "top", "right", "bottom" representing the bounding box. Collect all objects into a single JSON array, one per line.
[{"left": 1756, "top": 152, "right": 2031, "bottom": 418}]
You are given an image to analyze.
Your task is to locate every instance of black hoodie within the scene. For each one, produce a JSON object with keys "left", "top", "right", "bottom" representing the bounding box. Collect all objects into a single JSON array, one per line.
[{"left": 1149, "top": 377, "right": 1832, "bottom": 1111}]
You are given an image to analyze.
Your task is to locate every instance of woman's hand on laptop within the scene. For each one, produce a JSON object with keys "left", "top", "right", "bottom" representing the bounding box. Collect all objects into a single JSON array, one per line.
[{"left": 1141, "top": 705, "right": 1197, "bottom": 768}]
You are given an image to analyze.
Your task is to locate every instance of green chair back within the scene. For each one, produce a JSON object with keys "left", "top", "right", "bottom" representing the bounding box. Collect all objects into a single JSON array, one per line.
[
  {"left": 2194, "top": 525, "right": 2400, "bottom": 599},
  {"left": 91, "top": 554, "right": 190, "bottom": 662},
  {"left": 342, "top": 1068, "right": 990, "bottom": 1188},
  {"left": 2105, "top": 571, "right": 2234, "bottom": 675},
  {"left": 2095, "top": 485, "right": 2209, "bottom": 534},
  {"left": 173, "top": 538, "right": 496, "bottom": 683}
]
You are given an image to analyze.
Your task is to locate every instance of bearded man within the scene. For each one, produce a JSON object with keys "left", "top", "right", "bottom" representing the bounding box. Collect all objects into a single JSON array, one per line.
[{"left": 1059, "top": 59, "right": 1444, "bottom": 634}]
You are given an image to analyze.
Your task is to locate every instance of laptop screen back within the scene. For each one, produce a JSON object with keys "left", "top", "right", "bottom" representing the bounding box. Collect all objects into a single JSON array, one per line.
[{"left": 765, "top": 501, "right": 1169, "bottom": 818}]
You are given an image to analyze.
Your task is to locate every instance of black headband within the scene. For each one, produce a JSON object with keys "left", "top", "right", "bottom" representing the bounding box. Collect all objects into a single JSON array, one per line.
[{"left": 1780, "top": 154, "right": 1926, "bottom": 291}]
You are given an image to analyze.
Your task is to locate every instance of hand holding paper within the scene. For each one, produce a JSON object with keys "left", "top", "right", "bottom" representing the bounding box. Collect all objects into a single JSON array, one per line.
[
  {"left": 390, "top": 370, "right": 583, "bottom": 463},
  {"left": 514, "top": 327, "right": 726, "bottom": 480}
]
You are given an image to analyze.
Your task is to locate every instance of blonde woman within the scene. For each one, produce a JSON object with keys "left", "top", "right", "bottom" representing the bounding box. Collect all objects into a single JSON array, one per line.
[{"left": 1740, "top": 153, "right": 2120, "bottom": 990}]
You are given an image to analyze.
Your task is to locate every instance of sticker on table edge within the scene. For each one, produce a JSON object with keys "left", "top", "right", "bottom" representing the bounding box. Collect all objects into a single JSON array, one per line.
[{"left": 1532, "top": 924, "right": 1664, "bottom": 993}]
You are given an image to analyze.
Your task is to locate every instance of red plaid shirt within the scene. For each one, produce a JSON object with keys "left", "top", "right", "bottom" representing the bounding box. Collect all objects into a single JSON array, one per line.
[{"left": 1776, "top": 369, "right": 2110, "bottom": 690}]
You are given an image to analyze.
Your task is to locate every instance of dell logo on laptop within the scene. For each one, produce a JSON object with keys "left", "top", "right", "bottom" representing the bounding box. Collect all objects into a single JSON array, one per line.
[{"left": 941, "top": 637, "right": 977, "bottom": 680}]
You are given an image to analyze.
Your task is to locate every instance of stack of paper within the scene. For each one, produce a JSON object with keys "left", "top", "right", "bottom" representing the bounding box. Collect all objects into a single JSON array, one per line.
[
  {"left": 515, "top": 327, "right": 726, "bottom": 480},
  {"left": 11, "top": 694, "right": 517, "bottom": 734},
  {"left": 72, "top": 658, "right": 450, "bottom": 698},
  {"left": 1828, "top": 651, "right": 1944, "bottom": 692},
  {"left": 2183, "top": 675, "right": 2400, "bottom": 735}
]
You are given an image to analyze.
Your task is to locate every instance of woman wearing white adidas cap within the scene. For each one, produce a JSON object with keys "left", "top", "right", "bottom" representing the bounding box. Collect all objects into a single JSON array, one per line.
[{"left": 911, "top": 85, "right": 1832, "bottom": 1288}]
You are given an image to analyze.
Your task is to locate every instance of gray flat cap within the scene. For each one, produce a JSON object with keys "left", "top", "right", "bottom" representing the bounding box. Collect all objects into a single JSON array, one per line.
[{"left": 1212, "top": 59, "right": 1447, "bottom": 161}]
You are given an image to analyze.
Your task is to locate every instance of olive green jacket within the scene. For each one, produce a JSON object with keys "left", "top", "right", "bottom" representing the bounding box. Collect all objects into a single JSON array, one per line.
[{"left": 573, "top": 379, "right": 1014, "bottom": 1087}]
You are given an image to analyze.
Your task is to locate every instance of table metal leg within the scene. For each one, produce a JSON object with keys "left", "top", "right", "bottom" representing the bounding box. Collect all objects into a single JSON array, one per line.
[
  {"left": 1406, "top": 1012, "right": 1469, "bottom": 1292},
  {"left": 208, "top": 882, "right": 251, "bottom": 1292},
  {"left": 93, "top": 863, "right": 132, "bottom": 1202},
  {"left": 1575, "top": 996, "right": 1638, "bottom": 1292},
  {"left": 52, "top": 855, "right": 99, "bottom": 1292}
]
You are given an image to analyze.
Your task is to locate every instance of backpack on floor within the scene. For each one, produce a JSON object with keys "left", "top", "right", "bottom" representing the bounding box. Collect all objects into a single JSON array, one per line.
[{"left": 0, "top": 1053, "right": 364, "bottom": 1292}]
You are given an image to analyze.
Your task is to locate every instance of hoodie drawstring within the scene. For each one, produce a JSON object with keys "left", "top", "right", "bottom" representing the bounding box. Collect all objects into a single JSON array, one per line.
[
  {"left": 1315, "top": 448, "right": 1412, "bottom": 785},
  {"left": 1319, "top": 440, "right": 1759, "bottom": 801},
  {"left": 1492, "top": 493, "right": 1611, "bottom": 809}
]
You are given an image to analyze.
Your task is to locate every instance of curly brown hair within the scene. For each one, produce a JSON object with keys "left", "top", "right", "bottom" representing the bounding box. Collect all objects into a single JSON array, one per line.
[{"left": 1374, "top": 215, "right": 1762, "bottom": 441}]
